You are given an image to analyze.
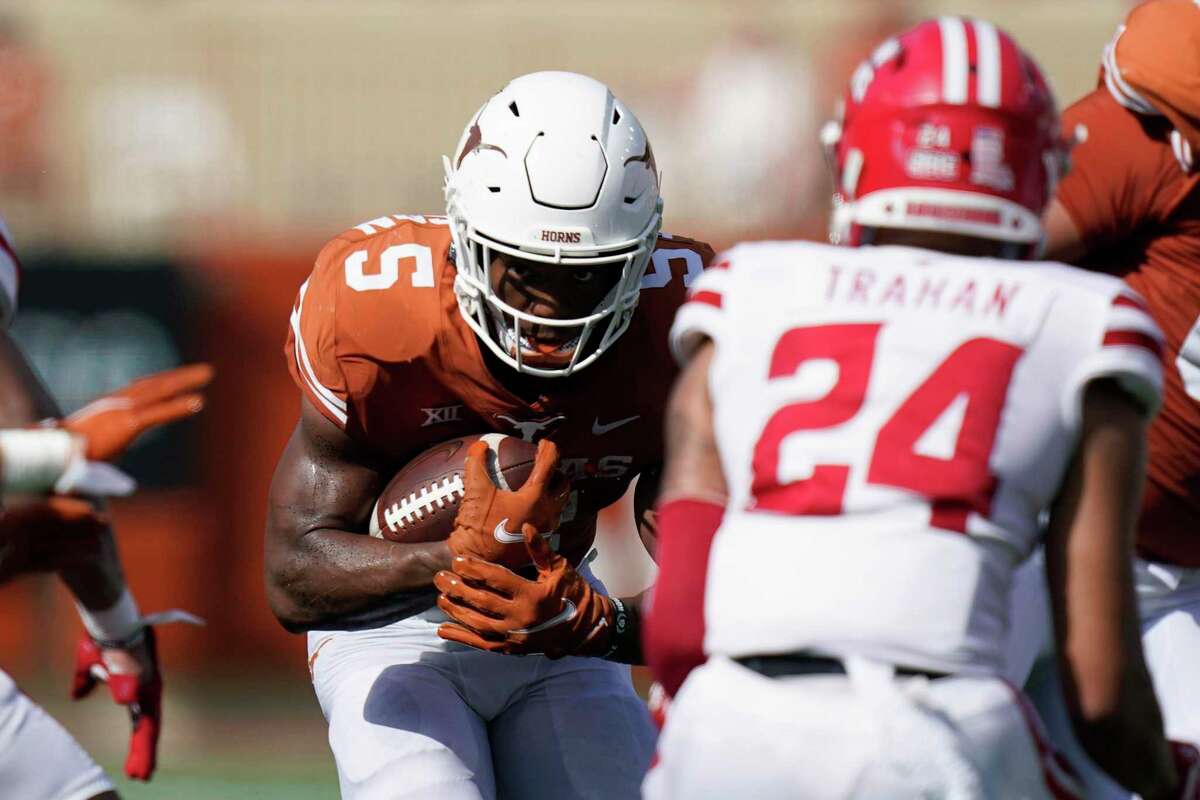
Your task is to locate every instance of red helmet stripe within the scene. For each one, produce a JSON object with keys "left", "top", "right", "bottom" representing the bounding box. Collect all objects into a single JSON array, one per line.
[
  {"left": 972, "top": 19, "right": 1002, "bottom": 108},
  {"left": 938, "top": 17, "right": 970, "bottom": 104}
]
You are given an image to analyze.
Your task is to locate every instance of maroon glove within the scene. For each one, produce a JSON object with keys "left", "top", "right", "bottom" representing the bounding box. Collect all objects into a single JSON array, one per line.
[
  {"left": 71, "top": 628, "right": 162, "bottom": 781},
  {"left": 1172, "top": 741, "right": 1200, "bottom": 800},
  {"left": 0, "top": 498, "right": 108, "bottom": 584}
]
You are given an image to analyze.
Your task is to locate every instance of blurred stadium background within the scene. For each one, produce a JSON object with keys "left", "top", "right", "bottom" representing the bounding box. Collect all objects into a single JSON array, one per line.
[{"left": 0, "top": 1, "right": 1133, "bottom": 796}]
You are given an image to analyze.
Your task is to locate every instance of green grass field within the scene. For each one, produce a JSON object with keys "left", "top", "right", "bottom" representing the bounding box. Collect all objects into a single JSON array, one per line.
[
  {"left": 29, "top": 674, "right": 341, "bottom": 798},
  {"left": 106, "top": 761, "right": 338, "bottom": 800}
]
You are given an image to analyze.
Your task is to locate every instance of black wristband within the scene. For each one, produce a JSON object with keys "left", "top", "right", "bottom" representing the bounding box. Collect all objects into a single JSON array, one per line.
[{"left": 602, "top": 597, "right": 643, "bottom": 664}]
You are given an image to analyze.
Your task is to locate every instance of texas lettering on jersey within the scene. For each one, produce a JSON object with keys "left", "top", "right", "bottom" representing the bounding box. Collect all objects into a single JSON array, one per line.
[
  {"left": 1057, "top": 87, "right": 1200, "bottom": 567},
  {"left": 286, "top": 213, "right": 714, "bottom": 566}
]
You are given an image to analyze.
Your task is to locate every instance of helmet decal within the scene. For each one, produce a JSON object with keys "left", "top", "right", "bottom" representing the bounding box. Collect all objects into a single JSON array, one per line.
[
  {"left": 825, "top": 17, "right": 1065, "bottom": 251},
  {"left": 456, "top": 120, "right": 508, "bottom": 169}
]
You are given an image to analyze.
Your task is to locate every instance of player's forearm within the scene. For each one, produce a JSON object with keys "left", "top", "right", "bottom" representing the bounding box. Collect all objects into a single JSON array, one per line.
[
  {"left": 1048, "top": 380, "right": 1178, "bottom": 798},
  {"left": 57, "top": 525, "right": 126, "bottom": 610},
  {"left": 1067, "top": 673, "right": 1176, "bottom": 799},
  {"left": 266, "top": 527, "right": 450, "bottom": 630},
  {"left": 0, "top": 328, "right": 60, "bottom": 427}
]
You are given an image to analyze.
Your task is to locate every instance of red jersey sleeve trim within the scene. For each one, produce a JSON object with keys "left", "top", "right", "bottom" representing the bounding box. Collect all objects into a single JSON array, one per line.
[
  {"left": 688, "top": 290, "right": 723, "bottom": 309},
  {"left": 1112, "top": 293, "right": 1149, "bottom": 313},
  {"left": 1102, "top": 329, "right": 1163, "bottom": 360}
]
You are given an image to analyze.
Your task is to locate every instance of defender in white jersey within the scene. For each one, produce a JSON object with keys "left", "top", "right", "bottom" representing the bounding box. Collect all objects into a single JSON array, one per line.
[
  {"left": 670, "top": 244, "right": 1160, "bottom": 676},
  {"left": 644, "top": 18, "right": 1200, "bottom": 800}
]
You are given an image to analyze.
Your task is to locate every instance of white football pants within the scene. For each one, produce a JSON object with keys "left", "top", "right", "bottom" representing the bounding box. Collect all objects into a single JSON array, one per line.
[
  {"left": 0, "top": 668, "right": 113, "bottom": 800},
  {"left": 1006, "top": 553, "right": 1200, "bottom": 798},
  {"left": 644, "top": 656, "right": 1071, "bottom": 800},
  {"left": 307, "top": 569, "right": 655, "bottom": 800}
]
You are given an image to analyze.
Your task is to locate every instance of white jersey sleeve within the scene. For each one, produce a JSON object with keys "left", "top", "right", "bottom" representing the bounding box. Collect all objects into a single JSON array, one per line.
[
  {"left": 0, "top": 216, "right": 21, "bottom": 327},
  {"left": 669, "top": 253, "right": 733, "bottom": 364},
  {"left": 1059, "top": 286, "right": 1163, "bottom": 427}
]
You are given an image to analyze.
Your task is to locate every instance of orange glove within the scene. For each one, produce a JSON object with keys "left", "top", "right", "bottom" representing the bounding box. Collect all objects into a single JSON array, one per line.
[
  {"left": 0, "top": 498, "right": 109, "bottom": 583},
  {"left": 62, "top": 364, "right": 212, "bottom": 461},
  {"left": 446, "top": 438, "right": 569, "bottom": 571},
  {"left": 436, "top": 522, "right": 615, "bottom": 659}
]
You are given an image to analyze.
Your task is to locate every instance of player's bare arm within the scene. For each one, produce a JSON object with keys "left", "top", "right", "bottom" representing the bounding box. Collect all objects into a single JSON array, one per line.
[
  {"left": 658, "top": 340, "right": 725, "bottom": 504},
  {"left": 0, "top": 322, "right": 123, "bottom": 618},
  {"left": 633, "top": 463, "right": 662, "bottom": 558},
  {"left": 1045, "top": 378, "right": 1179, "bottom": 799},
  {"left": 265, "top": 396, "right": 453, "bottom": 631},
  {"left": 0, "top": 327, "right": 59, "bottom": 424},
  {"left": 1040, "top": 198, "right": 1087, "bottom": 263}
]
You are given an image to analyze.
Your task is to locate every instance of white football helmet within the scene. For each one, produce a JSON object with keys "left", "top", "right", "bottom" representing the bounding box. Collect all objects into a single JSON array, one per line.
[{"left": 444, "top": 71, "right": 662, "bottom": 378}]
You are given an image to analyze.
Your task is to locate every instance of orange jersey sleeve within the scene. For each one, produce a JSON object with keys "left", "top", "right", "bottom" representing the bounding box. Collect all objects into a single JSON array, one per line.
[
  {"left": 286, "top": 237, "right": 354, "bottom": 428},
  {"left": 1056, "top": 89, "right": 1190, "bottom": 249},
  {"left": 284, "top": 214, "right": 453, "bottom": 433}
]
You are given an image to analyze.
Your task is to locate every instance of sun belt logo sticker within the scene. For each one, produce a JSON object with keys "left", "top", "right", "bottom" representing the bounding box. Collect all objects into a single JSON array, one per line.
[{"left": 969, "top": 127, "right": 1014, "bottom": 192}]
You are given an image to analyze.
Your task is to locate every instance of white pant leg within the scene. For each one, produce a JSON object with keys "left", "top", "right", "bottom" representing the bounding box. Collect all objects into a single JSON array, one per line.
[
  {"left": 488, "top": 657, "right": 655, "bottom": 800},
  {"left": 0, "top": 669, "right": 113, "bottom": 800},
  {"left": 1137, "top": 559, "right": 1200, "bottom": 744},
  {"left": 646, "top": 657, "right": 1064, "bottom": 800},
  {"left": 1003, "top": 549, "right": 1053, "bottom": 687},
  {"left": 309, "top": 612, "right": 496, "bottom": 800},
  {"left": 310, "top": 566, "right": 649, "bottom": 800}
]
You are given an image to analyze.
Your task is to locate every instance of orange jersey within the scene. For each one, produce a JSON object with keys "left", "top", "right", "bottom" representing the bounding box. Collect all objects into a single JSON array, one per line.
[
  {"left": 286, "top": 213, "right": 714, "bottom": 563},
  {"left": 1057, "top": 88, "right": 1200, "bottom": 566}
]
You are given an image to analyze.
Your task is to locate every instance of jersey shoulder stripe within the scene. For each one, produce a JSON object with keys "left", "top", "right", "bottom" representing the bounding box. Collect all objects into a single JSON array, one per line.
[{"left": 289, "top": 279, "right": 348, "bottom": 426}]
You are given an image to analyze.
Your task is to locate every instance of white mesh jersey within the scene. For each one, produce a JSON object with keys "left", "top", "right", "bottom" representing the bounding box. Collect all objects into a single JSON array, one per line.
[
  {"left": 671, "top": 241, "right": 1164, "bottom": 675},
  {"left": 0, "top": 216, "right": 20, "bottom": 327}
]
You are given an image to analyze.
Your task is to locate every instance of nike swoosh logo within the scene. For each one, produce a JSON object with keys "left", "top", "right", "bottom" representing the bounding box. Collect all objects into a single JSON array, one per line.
[
  {"left": 494, "top": 519, "right": 525, "bottom": 543},
  {"left": 493, "top": 519, "right": 554, "bottom": 544},
  {"left": 512, "top": 600, "right": 578, "bottom": 634},
  {"left": 592, "top": 415, "right": 640, "bottom": 435}
]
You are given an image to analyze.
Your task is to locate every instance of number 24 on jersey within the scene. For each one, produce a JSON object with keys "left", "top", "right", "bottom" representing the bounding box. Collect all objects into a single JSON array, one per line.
[{"left": 749, "top": 322, "right": 1022, "bottom": 534}]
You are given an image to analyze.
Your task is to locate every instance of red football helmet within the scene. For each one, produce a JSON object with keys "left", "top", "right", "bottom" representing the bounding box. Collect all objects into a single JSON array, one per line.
[{"left": 822, "top": 17, "right": 1068, "bottom": 255}]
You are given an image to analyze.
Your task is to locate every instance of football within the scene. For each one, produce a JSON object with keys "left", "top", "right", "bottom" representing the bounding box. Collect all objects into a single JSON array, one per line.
[{"left": 369, "top": 433, "right": 538, "bottom": 543}]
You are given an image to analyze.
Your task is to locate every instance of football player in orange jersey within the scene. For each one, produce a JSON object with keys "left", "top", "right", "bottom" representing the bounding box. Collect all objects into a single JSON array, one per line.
[
  {"left": 0, "top": 218, "right": 211, "bottom": 798},
  {"left": 266, "top": 72, "right": 714, "bottom": 799},
  {"left": 1003, "top": 1, "right": 1200, "bottom": 796}
]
